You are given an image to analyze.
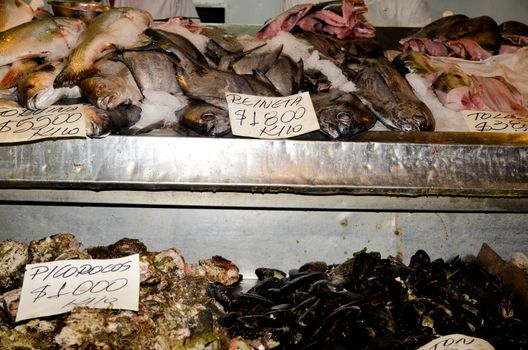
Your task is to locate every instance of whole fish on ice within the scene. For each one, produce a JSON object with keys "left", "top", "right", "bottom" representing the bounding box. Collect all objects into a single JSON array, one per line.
[
  {"left": 353, "top": 59, "right": 435, "bottom": 131},
  {"left": 54, "top": 7, "right": 152, "bottom": 88},
  {"left": 0, "top": 17, "right": 86, "bottom": 67}
]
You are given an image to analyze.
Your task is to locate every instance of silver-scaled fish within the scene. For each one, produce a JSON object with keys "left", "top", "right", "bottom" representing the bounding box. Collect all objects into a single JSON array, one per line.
[
  {"left": 0, "top": 0, "right": 44, "bottom": 32},
  {"left": 54, "top": 7, "right": 152, "bottom": 88},
  {"left": 0, "top": 17, "right": 86, "bottom": 67},
  {"left": 79, "top": 59, "right": 143, "bottom": 110}
]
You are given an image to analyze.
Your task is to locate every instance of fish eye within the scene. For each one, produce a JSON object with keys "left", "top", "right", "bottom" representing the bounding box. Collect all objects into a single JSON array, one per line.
[
  {"left": 336, "top": 112, "right": 352, "bottom": 122},
  {"left": 201, "top": 113, "right": 216, "bottom": 122}
]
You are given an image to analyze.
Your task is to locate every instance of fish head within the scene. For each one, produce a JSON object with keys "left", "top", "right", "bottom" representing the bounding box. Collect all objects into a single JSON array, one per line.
[
  {"left": 17, "top": 68, "right": 55, "bottom": 109},
  {"left": 393, "top": 102, "right": 435, "bottom": 132},
  {"left": 318, "top": 102, "right": 373, "bottom": 139},
  {"left": 181, "top": 104, "right": 231, "bottom": 137}
]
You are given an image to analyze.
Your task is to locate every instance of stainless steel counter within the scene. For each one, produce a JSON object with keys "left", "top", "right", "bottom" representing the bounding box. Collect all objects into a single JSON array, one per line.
[{"left": 0, "top": 132, "right": 527, "bottom": 277}]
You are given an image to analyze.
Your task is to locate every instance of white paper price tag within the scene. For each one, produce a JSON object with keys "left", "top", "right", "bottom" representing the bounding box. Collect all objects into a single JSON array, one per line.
[
  {"left": 226, "top": 92, "right": 320, "bottom": 139},
  {"left": 0, "top": 104, "right": 87, "bottom": 144},
  {"left": 461, "top": 110, "right": 528, "bottom": 133},
  {"left": 417, "top": 334, "right": 494, "bottom": 350},
  {"left": 16, "top": 255, "right": 140, "bottom": 322}
]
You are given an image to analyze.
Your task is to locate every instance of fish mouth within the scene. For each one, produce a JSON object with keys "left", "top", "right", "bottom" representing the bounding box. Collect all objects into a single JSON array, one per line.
[{"left": 208, "top": 119, "right": 231, "bottom": 137}]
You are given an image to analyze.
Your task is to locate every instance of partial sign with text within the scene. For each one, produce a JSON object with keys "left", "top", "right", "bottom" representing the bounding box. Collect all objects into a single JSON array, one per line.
[
  {"left": 0, "top": 104, "right": 87, "bottom": 144},
  {"left": 462, "top": 110, "right": 528, "bottom": 133},
  {"left": 16, "top": 255, "right": 140, "bottom": 322},
  {"left": 226, "top": 92, "right": 320, "bottom": 139},
  {"left": 417, "top": 334, "right": 494, "bottom": 350}
]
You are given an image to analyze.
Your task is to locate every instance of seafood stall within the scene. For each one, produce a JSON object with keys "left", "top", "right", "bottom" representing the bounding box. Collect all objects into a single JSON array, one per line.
[{"left": 0, "top": 0, "right": 527, "bottom": 349}]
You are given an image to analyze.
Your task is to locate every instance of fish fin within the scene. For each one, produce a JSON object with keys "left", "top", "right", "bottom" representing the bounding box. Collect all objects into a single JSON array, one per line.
[
  {"left": 0, "top": 71, "right": 21, "bottom": 90},
  {"left": 128, "top": 33, "right": 152, "bottom": 50},
  {"left": 253, "top": 69, "right": 281, "bottom": 95},
  {"left": 54, "top": 66, "right": 98, "bottom": 88}
]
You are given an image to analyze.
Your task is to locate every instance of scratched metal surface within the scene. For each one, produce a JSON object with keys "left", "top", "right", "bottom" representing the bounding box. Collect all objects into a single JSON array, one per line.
[{"left": 0, "top": 132, "right": 527, "bottom": 196}]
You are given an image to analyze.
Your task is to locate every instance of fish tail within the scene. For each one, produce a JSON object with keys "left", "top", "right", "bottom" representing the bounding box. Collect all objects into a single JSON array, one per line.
[{"left": 54, "top": 66, "right": 97, "bottom": 88}]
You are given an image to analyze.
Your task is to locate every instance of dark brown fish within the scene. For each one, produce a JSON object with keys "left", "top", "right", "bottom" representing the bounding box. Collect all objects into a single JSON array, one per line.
[
  {"left": 84, "top": 104, "right": 142, "bottom": 137},
  {"left": 311, "top": 89, "right": 376, "bottom": 139},
  {"left": 353, "top": 59, "right": 435, "bottom": 131},
  {"left": 148, "top": 29, "right": 278, "bottom": 109},
  {"left": 178, "top": 102, "right": 230, "bottom": 137},
  {"left": 500, "top": 21, "right": 528, "bottom": 46}
]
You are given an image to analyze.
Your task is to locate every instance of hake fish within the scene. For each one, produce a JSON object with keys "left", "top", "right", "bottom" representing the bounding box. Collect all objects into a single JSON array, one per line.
[
  {"left": 54, "top": 7, "right": 153, "bottom": 88},
  {"left": 0, "top": 17, "right": 86, "bottom": 66},
  {"left": 0, "top": 0, "right": 44, "bottom": 32},
  {"left": 79, "top": 59, "right": 142, "bottom": 110},
  {"left": 17, "top": 61, "right": 82, "bottom": 110}
]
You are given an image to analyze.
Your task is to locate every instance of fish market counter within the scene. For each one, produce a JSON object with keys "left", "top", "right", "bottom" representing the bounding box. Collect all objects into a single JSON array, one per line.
[{"left": 0, "top": 132, "right": 527, "bottom": 277}]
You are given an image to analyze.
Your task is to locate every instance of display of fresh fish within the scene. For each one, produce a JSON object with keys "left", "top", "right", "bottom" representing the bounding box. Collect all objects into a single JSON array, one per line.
[
  {"left": 0, "top": 17, "right": 86, "bottom": 67},
  {"left": 311, "top": 89, "right": 377, "bottom": 139},
  {"left": 121, "top": 50, "right": 181, "bottom": 95},
  {"left": 79, "top": 59, "right": 142, "bottom": 110},
  {"left": 54, "top": 7, "right": 153, "bottom": 88},
  {"left": 353, "top": 59, "right": 435, "bottom": 131},
  {"left": 149, "top": 29, "right": 278, "bottom": 109},
  {"left": 0, "top": 0, "right": 44, "bottom": 32},
  {"left": 0, "top": 58, "right": 39, "bottom": 89},
  {"left": 17, "top": 61, "right": 82, "bottom": 110},
  {"left": 177, "top": 102, "right": 230, "bottom": 137}
]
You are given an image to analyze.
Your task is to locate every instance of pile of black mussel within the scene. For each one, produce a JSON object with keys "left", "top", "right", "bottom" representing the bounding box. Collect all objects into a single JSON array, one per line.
[{"left": 208, "top": 249, "right": 528, "bottom": 349}]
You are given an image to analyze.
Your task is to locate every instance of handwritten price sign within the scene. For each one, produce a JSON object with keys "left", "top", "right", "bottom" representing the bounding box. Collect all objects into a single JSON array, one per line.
[
  {"left": 417, "top": 334, "right": 494, "bottom": 350},
  {"left": 0, "top": 104, "right": 87, "bottom": 144},
  {"left": 226, "top": 92, "right": 320, "bottom": 139},
  {"left": 16, "top": 255, "right": 140, "bottom": 322},
  {"left": 462, "top": 110, "right": 528, "bottom": 133}
]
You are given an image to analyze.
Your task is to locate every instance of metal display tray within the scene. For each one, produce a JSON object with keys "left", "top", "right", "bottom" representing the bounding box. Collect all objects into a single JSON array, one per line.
[{"left": 0, "top": 131, "right": 526, "bottom": 197}]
